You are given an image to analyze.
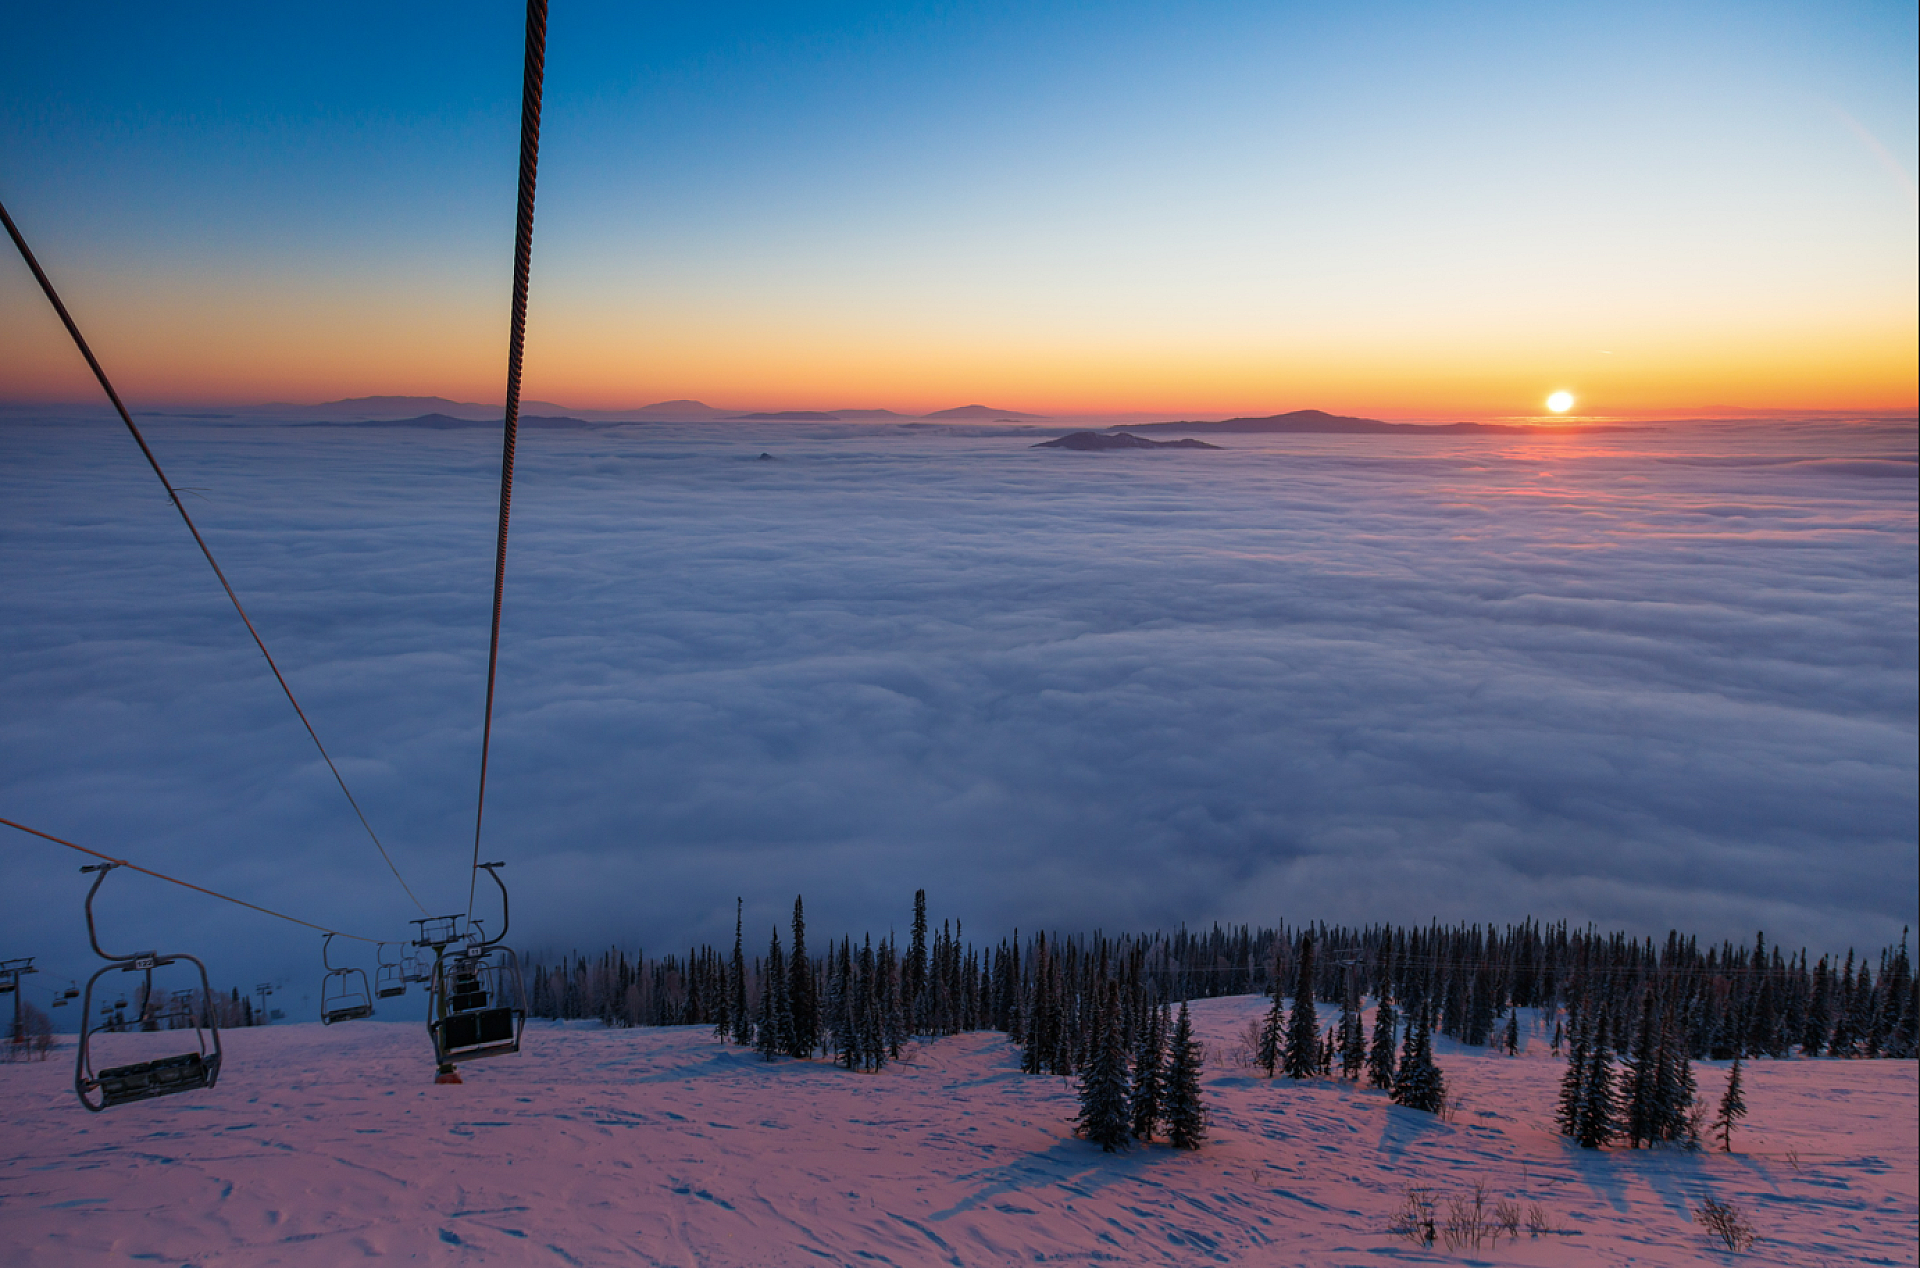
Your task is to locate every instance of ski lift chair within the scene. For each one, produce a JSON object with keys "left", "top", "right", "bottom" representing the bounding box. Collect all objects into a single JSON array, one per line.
[
  {"left": 320, "top": 934, "right": 375, "bottom": 1024},
  {"left": 424, "top": 863, "right": 526, "bottom": 1070},
  {"left": 375, "top": 944, "right": 407, "bottom": 999},
  {"left": 73, "top": 864, "right": 221, "bottom": 1111}
]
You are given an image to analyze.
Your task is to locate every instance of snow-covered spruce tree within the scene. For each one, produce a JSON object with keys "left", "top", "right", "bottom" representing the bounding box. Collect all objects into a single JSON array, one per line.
[
  {"left": 1803, "top": 954, "right": 1833, "bottom": 1055},
  {"left": 1339, "top": 972, "right": 1366, "bottom": 1080},
  {"left": 1256, "top": 978, "right": 1283, "bottom": 1078},
  {"left": 788, "top": 897, "right": 817, "bottom": 1058},
  {"left": 1556, "top": 1003, "right": 1592, "bottom": 1136},
  {"left": 1391, "top": 997, "right": 1446, "bottom": 1113},
  {"left": 859, "top": 937, "right": 886, "bottom": 1072},
  {"left": 1130, "top": 1002, "right": 1167, "bottom": 1141},
  {"left": 1712, "top": 1057, "right": 1747, "bottom": 1152},
  {"left": 1562, "top": 1008, "right": 1619, "bottom": 1149},
  {"left": 1075, "top": 987, "right": 1133, "bottom": 1152},
  {"left": 1367, "top": 999, "right": 1397, "bottom": 1089},
  {"left": 832, "top": 940, "right": 858, "bottom": 1071},
  {"left": 757, "top": 930, "right": 792, "bottom": 1062},
  {"left": 1624, "top": 991, "right": 1662, "bottom": 1148},
  {"left": 1283, "top": 934, "right": 1320, "bottom": 1079},
  {"left": 907, "top": 889, "right": 929, "bottom": 1030},
  {"left": 878, "top": 937, "right": 905, "bottom": 1060},
  {"left": 719, "top": 898, "right": 750, "bottom": 1046},
  {"left": 1163, "top": 1002, "right": 1207, "bottom": 1150},
  {"left": 1661, "top": 1003, "right": 1699, "bottom": 1146},
  {"left": 1502, "top": 1008, "right": 1519, "bottom": 1055}
]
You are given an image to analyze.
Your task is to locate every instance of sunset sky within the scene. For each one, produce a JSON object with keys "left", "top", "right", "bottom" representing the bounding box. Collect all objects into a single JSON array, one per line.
[{"left": 3, "top": 0, "right": 1915, "bottom": 417}]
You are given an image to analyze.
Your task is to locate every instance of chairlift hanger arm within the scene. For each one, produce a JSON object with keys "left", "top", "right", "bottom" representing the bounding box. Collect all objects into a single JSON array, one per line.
[
  {"left": 474, "top": 862, "right": 509, "bottom": 947},
  {"left": 79, "top": 864, "right": 147, "bottom": 963}
]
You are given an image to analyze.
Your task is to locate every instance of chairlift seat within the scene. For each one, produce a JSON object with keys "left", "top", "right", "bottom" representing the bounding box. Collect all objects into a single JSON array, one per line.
[
  {"left": 450, "top": 987, "right": 490, "bottom": 1012},
  {"left": 323, "top": 1000, "right": 375, "bottom": 1024},
  {"left": 91, "top": 1051, "right": 220, "bottom": 1108},
  {"left": 376, "top": 983, "right": 407, "bottom": 999},
  {"left": 433, "top": 1006, "right": 519, "bottom": 1061}
]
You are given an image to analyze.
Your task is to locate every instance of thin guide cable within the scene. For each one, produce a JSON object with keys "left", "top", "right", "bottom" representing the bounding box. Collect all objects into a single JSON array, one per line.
[
  {"left": 1, "top": 197, "right": 428, "bottom": 916},
  {"left": 470, "top": 0, "right": 549, "bottom": 917},
  {"left": 1, "top": 815, "right": 382, "bottom": 943}
]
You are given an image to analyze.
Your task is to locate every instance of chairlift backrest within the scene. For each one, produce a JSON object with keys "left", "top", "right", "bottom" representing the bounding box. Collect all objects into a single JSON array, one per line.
[
  {"left": 73, "top": 865, "right": 221, "bottom": 1112},
  {"left": 320, "top": 934, "right": 375, "bottom": 1024},
  {"left": 375, "top": 944, "right": 407, "bottom": 999}
]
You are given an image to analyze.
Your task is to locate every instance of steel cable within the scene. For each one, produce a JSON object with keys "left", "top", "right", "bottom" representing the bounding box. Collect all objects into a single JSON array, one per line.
[
  {"left": 1, "top": 815, "right": 382, "bottom": 943},
  {"left": 1, "top": 198, "right": 430, "bottom": 917},
  {"left": 469, "top": 0, "right": 549, "bottom": 917}
]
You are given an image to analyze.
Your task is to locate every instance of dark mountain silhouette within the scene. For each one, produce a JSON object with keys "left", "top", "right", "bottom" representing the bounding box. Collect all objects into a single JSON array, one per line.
[
  {"left": 924, "top": 404, "right": 1045, "bottom": 419},
  {"left": 623, "top": 399, "right": 728, "bottom": 418},
  {"left": 299, "top": 412, "right": 602, "bottom": 430},
  {"left": 1034, "top": 431, "right": 1221, "bottom": 451},
  {"left": 730, "top": 410, "right": 842, "bottom": 420}
]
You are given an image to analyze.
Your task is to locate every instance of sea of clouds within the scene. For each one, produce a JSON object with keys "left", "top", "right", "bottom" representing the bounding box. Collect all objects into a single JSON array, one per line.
[{"left": 2, "top": 412, "right": 1914, "bottom": 1007}]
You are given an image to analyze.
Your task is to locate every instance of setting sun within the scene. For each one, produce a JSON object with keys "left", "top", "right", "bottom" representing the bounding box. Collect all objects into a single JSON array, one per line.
[{"left": 1545, "top": 390, "right": 1576, "bottom": 414}]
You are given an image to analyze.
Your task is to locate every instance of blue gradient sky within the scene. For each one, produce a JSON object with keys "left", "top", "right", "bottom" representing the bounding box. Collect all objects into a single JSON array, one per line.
[{"left": 3, "top": 1, "right": 1916, "bottom": 412}]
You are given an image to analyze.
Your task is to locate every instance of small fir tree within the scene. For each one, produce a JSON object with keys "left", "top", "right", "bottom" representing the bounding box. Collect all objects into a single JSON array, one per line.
[
  {"left": 1163, "top": 1003, "right": 1208, "bottom": 1150},
  {"left": 1367, "top": 999, "right": 1398, "bottom": 1090},
  {"left": 1391, "top": 997, "right": 1446, "bottom": 1113},
  {"left": 1712, "top": 1057, "right": 1747, "bottom": 1152},
  {"left": 1256, "top": 980, "right": 1283, "bottom": 1078},
  {"left": 1502, "top": 1008, "right": 1519, "bottom": 1055},
  {"left": 1338, "top": 973, "right": 1366, "bottom": 1080}
]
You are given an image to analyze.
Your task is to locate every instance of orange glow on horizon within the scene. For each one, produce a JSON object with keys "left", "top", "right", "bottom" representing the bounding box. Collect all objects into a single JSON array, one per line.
[{"left": 3, "top": 265, "right": 1914, "bottom": 419}]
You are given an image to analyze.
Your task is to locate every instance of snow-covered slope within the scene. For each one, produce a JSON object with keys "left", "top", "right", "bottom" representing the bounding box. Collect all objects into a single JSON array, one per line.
[{"left": 2, "top": 997, "right": 1912, "bottom": 1266}]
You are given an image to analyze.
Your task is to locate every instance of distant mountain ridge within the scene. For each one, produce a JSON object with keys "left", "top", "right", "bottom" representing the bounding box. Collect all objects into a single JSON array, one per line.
[
  {"left": 299, "top": 412, "right": 604, "bottom": 430},
  {"left": 924, "top": 404, "right": 1044, "bottom": 419},
  {"left": 1034, "top": 431, "right": 1220, "bottom": 451},
  {"left": 1122, "top": 408, "right": 1646, "bottom": 435}
]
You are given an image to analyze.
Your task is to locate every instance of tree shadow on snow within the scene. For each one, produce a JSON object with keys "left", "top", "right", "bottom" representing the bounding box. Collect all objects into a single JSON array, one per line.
[{"left": 924, "top": 1136, "right": 1186, "bottom": 1222}]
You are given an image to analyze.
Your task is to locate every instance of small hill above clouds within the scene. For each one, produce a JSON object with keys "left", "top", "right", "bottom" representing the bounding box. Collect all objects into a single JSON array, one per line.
[
  {"left": 622, "top": 400, "right": 729, "bottom": 419},
  {"left": 730, "top": 410, "right": 843, "bottom": 420},
  {"left": 923, "top": 404, "right": 1046, "bottom": 419},
  {"left": 1034, "top": 431, "right": 1221, "bottom": 451}
]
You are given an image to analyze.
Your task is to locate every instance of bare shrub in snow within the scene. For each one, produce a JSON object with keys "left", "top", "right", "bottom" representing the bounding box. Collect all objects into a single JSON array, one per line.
[
  {"left": 1233, "top": 1017, "right": 1265, "bottom": 1068},
  {"left": 1526, "top": 1202, "right": 1558, "bottom": 1236},
  {"left": 1694, "top": 1197, "right": 1756, "bottom": 1252},
  {"left": 1386, "top": 1188, "right": 1437, "bottom": 1247},
  {"left": 1442, "top": 1180, "right": 1514, "bottom": 1250}
]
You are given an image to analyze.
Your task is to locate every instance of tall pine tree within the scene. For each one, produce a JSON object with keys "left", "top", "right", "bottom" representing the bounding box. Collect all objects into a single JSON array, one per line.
[
  {"left": 1283, "top": 934, "right": 1320, "bottom": 1079},
  {"left": 788, "top": 896, "right": 816, "bottom": 1058},
  {"left": 1130, "top": 1003, "right": 1167, "bottom": 1141},
  {"left": 1163, "top": 1003, "right": 1207, "bottom": 1150},
  {"left": 1075, "top": 987, "right": 1132, "bottom": 1151}
]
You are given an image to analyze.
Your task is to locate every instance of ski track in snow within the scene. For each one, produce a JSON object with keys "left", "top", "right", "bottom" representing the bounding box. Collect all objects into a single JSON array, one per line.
[{"left": 2, "top": 997, "right": 1913, "bottom": 1266}]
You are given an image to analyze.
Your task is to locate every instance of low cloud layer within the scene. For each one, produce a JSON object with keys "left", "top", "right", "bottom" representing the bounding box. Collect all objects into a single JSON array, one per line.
[{"left": 2, "top": 414, "right": 1913, "bottom": 1005}]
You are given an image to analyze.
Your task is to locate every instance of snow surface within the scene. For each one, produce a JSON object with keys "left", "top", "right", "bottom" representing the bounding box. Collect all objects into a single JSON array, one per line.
[{"left": 3, "top": 996, "right": 1913, "bottom": 1266}]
